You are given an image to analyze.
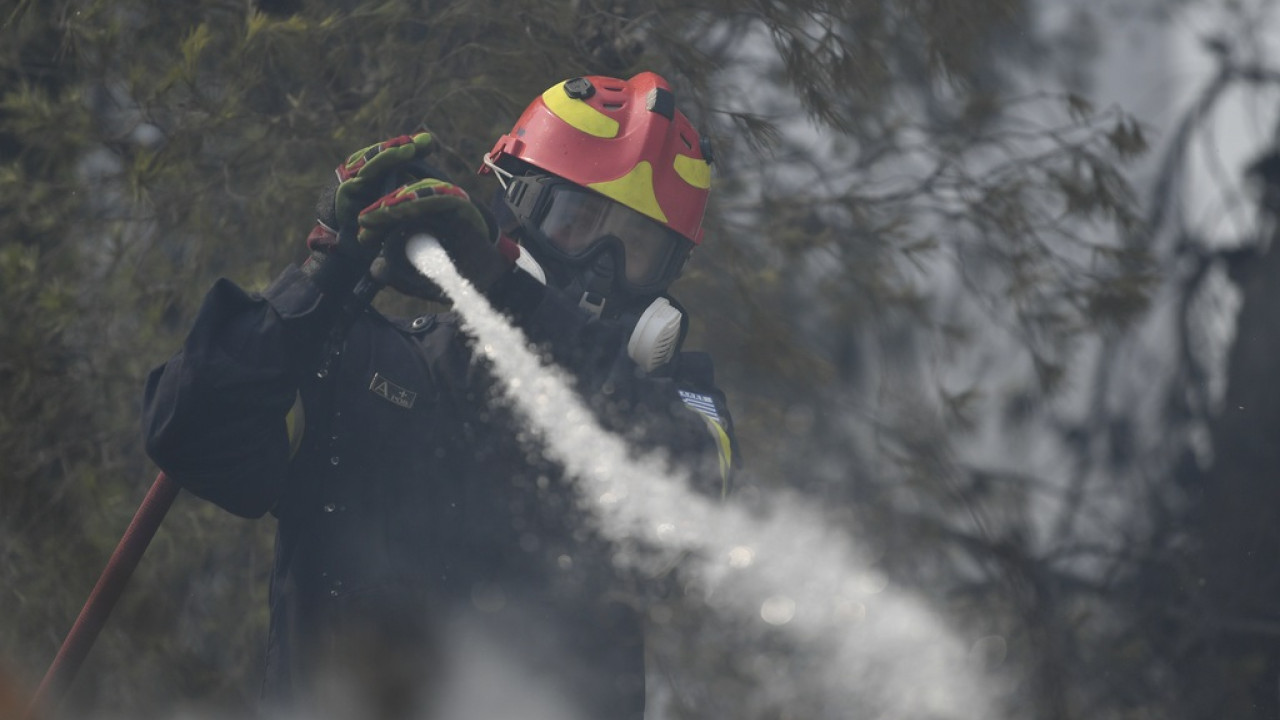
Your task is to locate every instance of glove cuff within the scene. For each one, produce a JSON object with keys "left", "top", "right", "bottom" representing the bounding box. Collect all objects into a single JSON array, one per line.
[{"left": 306, "top": 222, "right": 340, "bottom": 252}]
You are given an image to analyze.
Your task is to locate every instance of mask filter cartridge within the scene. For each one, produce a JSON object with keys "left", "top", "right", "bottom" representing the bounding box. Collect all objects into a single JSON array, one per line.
[{"left": 627, "top": 297, "right": 683, "bottom": 372}]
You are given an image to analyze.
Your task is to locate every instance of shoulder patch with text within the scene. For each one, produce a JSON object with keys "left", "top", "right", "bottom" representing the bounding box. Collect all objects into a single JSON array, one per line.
[{"left": 369, "top": 372, "right": 418, "bottom": 410}]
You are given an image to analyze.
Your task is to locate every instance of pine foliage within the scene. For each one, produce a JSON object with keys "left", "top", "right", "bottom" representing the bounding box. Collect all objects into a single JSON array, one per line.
[{"left": 0, "top": 1, "right": 1155, "bottom": 717}]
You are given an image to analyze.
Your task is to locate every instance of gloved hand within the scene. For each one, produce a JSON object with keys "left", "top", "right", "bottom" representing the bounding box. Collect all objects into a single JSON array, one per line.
[
  {"left": 332, "top": 133, "right": 437, "bottom": 229},
  {"left": 357, "top": 178, "right": 516, "bottom": 298},
  {"left": 303, "top": 133, "right": 439, "bottom": 294}
]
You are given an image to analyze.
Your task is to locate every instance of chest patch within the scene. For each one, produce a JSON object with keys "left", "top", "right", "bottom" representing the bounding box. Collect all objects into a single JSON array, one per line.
[
  {"left": 678, "top": 390, "right": 720, "bottom": 422},
  {"left": 369, "top": 372, "right": 418, "bottom": 410}
]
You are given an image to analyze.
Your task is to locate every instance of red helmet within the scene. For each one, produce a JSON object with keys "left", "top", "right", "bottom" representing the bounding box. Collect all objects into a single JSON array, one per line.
[{"left": 484, "top": 72, "right": 712, "bottom": 246}]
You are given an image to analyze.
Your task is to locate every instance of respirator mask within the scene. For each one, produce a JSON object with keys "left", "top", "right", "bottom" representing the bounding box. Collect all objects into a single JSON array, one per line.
[{"left": 496, "top": 170, "right": 691, "bottom": 372}]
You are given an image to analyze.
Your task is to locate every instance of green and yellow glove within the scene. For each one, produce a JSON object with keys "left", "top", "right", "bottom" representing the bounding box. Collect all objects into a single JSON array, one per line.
[
  {"left": 332, "top": 133, "right": 437, "bottom": 230},
  {"left": 304, "top": 132, "right": 440, "bottom": 294},
  {"left": 358, "top": 178, "right": 515, "bottom": 298}
]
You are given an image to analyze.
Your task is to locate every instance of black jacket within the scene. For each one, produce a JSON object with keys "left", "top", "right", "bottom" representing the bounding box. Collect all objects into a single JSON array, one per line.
[{"left": 142, "top": 264, "right": 735, "bottom": 718}]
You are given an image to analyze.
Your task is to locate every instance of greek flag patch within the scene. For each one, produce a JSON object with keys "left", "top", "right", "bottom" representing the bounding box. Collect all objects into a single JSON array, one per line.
[{"left": 678, "top": 390, "right": 720, "bottom": 422}]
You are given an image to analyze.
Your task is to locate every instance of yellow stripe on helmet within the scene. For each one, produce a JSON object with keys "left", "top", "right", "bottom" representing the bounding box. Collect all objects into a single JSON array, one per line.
[
  {"left": 673, "top": 154, "right": 711, "bottom": 190},
  {"left": 541, "top": 82, "right": 620, "bottom": 139},
  {"left": 588, "top": 161, "right": 668, "bottom": 223}
]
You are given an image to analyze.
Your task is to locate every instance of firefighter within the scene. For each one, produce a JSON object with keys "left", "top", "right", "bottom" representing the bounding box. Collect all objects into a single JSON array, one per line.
[{"left": 143, "top": 72, "right": 734, "bottom": 719}]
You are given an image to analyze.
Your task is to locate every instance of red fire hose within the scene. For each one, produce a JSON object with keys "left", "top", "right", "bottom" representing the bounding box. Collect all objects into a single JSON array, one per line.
[{"left": 26, "top": 472, "right": 180, "bottom": 719}]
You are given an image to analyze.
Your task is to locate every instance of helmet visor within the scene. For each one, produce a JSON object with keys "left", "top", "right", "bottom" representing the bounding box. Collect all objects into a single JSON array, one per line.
[{"left": 537, "top": 185, "right": 688, "bottom": 287}]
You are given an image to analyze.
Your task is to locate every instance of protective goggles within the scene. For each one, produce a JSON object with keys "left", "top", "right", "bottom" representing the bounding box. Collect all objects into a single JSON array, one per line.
[{"left": 502, "top": 173, "right": 691, "bottom": 291}]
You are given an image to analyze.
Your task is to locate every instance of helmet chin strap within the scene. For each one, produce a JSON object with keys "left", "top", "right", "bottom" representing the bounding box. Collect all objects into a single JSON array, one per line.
[{"left": 575, "top": 252, "right": 617, "bottom": 319}]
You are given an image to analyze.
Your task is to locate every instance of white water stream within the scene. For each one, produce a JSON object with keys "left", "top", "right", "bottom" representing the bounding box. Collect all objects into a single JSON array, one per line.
[{"left": 407, "top": 235, "right": 994, "bottom": 718}]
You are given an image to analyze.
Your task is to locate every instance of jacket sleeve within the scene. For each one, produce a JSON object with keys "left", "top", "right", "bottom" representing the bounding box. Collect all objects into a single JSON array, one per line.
[
  {"left": 665, "top": 351, "right": 737, "bottom": 500},
  {"left": 612, "top": 350, "right": 737, "bottom": 500},
  {"left": 142, "top": 265, "right": 338, "bottom": 518},
  {"left": 489, "top": 273, "right": 738, "bottom": 499}
]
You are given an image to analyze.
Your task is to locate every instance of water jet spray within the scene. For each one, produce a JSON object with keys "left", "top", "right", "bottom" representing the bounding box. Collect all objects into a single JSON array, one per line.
[{"left": 406, "top": 235, "right": 996, "bottom": 718}]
